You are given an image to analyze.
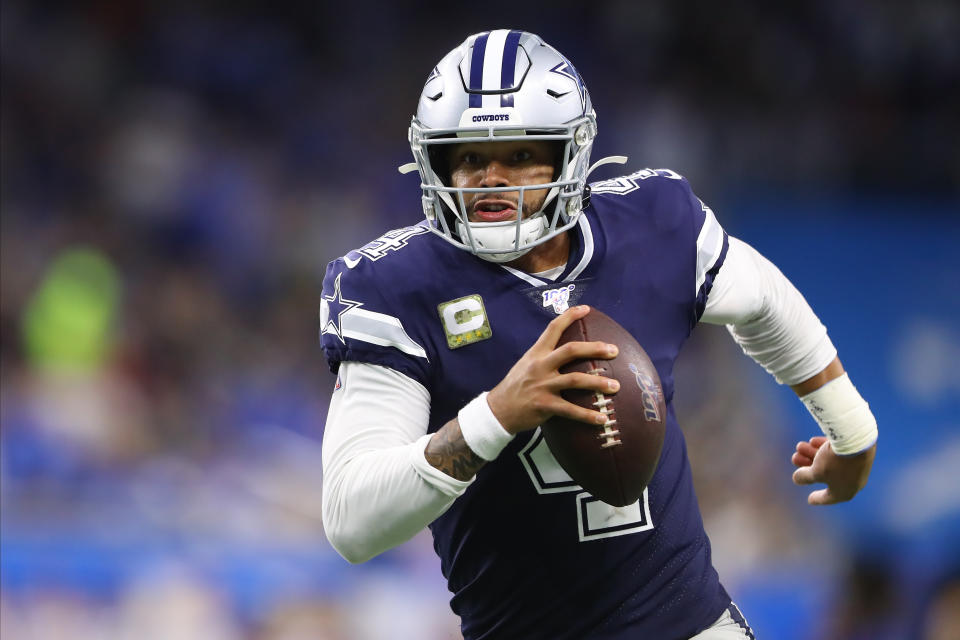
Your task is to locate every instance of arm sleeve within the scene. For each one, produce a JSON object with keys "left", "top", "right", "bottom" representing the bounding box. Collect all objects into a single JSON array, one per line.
[
  {"left": 321, "top": 361, "right": 472, "bottom": 564},
  {"left": 700, "top": 236, "right": 837, "bottom": 385}
]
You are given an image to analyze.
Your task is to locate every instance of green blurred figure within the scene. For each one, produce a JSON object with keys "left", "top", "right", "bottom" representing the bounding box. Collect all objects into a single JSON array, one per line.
[{"left": 22, "top": 247, "right": 121, "bottom": 373}]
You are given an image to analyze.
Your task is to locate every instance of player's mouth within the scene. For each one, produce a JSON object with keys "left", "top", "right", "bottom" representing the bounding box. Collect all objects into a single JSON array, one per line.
[{"left": 472, "top": 199, "right": 518, "bottom": 222}]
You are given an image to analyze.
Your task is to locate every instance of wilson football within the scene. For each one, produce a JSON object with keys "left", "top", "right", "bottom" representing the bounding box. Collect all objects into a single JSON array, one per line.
[{"left": 542, "top": 309, "right": 666, "bottom": 507}]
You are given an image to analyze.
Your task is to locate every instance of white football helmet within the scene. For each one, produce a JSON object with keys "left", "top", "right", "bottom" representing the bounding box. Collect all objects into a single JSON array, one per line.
[{"left": 400, "top": 30, "right": 624, "bottom": 262}]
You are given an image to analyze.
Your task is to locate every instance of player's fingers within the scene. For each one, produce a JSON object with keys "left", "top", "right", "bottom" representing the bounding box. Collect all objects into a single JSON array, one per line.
[
  {"left": 791, "top": 451, "right": 814, "bottom": 467},
  {"left": 796, "top": 441, "right": 820, "bottom": 459},
  {"left": 809, "top": 436, "right": 828, "bottom": 448},
  {"left": 532, "top": 305, "right": 591, "bottom": 351},
  {"left": 792, "top": 465, "right": 820, "bottom": 486},
  {"left": 807, "top": 488, "right": 837, "bottom": 506},
  {"left": 546, "top": 397, "right": 610, "bottom": 426},
  {"left": 545, "top": 340, "right": 618, "bottom": 370},
  {"left": 552, "top": 371, "right": 620, "bottom": 394}
]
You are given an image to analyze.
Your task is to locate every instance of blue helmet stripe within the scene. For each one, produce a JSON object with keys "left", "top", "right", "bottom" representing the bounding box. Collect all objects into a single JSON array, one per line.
[
  {"left": 468, "top": 32, "right": 490, "bottom": 108},
  {"left": 499, "top": 30, "right": 523, "bottom": 107}
]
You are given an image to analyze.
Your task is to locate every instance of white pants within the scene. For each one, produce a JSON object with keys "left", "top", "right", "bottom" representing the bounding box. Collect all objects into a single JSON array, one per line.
[{"left": 689, "top": 603, "right": 755, "bottom": 639}]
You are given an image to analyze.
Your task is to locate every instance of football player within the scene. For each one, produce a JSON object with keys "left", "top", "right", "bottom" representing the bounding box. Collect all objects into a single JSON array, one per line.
[{"left": 320, "top": 30, "right": 877, "bottom": 639}]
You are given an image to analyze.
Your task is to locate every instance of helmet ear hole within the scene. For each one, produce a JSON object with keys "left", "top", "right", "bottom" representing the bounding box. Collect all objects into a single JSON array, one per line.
[
  {"left": 428, "top": 145, "right": 451, "bottom": 185},
  {"left": 552, "top": 141, "right": 565, "bottom": 181}
]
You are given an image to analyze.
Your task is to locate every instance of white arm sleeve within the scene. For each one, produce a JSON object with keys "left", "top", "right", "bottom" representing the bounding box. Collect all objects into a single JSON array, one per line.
[
  {"left": 321, "top": 361, "right": 472, "bottom": 564},
  {"left": 701, "top": 236, "right": 837, "bottom": 385}
]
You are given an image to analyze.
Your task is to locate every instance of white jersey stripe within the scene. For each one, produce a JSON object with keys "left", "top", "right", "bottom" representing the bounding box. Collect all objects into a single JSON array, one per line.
[
  {"left": 499, "top": 212, "right": 596, "bottom": 287},
  {"left": 564, "top": 214, "right": 595, "bottom": 282},
  {"left": 501, "top": 263, "right": 546, "bottom": 287},
  {"left": 341, "top": 308, "right": 428, "bottom": 360},
  {"left": 695, "top": 204, "right": 724, "bottom": 294}
]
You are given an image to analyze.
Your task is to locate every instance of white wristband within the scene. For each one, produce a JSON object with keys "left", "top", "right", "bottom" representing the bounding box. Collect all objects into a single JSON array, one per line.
[
  {"left": 800, "top": 373, "right": 878, "bottom": 456},
  {"left": 458, "top": 392, "right": 515, "bottom": 461}
]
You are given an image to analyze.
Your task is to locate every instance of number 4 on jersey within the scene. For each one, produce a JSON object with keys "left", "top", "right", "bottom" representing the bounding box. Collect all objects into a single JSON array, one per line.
[
  {"left": 346, "top": 225, "right": 431, "bottom": 268},
  {"left": 590, "top": 168, "right": 683, "bottom": 196}
]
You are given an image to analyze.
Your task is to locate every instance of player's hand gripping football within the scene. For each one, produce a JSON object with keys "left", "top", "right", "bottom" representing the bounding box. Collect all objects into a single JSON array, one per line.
[
  {"left": 487, "top": 305, "right": 620, "bottom": 435},
  {"left": 791, "top": 436, "right": 876, "bottom": 505}
]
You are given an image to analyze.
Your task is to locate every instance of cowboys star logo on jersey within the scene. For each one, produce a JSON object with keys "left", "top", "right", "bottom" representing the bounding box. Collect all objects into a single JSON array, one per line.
[
  {"left": 320, "top": 272, "right": 428, "bottom": 360},
  {"left": 319, "top": 273, "right": 362, "bottom": 344}
]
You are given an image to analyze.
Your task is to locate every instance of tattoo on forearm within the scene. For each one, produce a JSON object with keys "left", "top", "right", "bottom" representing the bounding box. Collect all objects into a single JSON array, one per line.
[{"left": 424, "top": 419, "right": 487, "bottom": 481}]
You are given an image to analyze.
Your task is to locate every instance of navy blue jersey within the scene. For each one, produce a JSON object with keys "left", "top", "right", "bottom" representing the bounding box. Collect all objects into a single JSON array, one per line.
[{"left": 320, "top": 169, "right": 731, "bottom": 639}]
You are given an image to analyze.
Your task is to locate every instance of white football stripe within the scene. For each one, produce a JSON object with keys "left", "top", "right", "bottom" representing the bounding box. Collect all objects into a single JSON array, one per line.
[{"left": 341, "top": 308, "right": 428, "bottom": 360}]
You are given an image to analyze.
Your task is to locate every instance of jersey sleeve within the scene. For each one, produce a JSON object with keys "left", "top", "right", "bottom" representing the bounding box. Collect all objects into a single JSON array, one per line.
[
  {"left": 690, "top": 187, "right": 729, "bottom": 323},
  {"left": 652, "top": 170, "right": 730, "bottom": 323},
  {"left": 590, "top": 167, "right": 729, "bottom": 327},
  {"left": 319, "top": 256, "right": 432, "bottom": 388}
]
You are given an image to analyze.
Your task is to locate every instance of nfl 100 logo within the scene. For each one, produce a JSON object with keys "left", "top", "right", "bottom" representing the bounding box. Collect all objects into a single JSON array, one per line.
[{"left": 542, "top": 284, "right": 576, "bottom": 314}]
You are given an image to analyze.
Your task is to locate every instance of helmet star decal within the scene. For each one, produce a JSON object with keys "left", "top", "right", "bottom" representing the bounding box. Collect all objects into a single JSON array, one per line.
[
  {"left": 549, "top": 59, "right": 587, "bottom": 112},
  {"left": 320, "top": 273, "right": 363, "bottom": 344}
]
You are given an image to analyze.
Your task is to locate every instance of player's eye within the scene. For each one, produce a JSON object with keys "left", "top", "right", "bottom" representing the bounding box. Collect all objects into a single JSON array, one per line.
[
  {"left": 461, "top": 151, "right": 482, "bottom": 165},
  {"left": 512, "top": 150, "right": 532, "bottom": 163}
]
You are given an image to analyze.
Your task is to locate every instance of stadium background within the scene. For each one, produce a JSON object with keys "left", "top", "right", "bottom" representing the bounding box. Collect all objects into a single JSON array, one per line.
[{"left": 1, "top": 1, "right": 958, "bottom": 638}]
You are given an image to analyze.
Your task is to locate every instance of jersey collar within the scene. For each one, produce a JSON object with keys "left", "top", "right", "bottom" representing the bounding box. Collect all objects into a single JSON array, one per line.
[{"left": 499, "top": 212, "right": 596, "bottom": 286}]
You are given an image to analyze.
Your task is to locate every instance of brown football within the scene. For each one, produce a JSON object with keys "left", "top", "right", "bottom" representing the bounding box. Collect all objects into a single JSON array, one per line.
[{"left": 542, "top": 309, "right": 666, "bottom": 507}]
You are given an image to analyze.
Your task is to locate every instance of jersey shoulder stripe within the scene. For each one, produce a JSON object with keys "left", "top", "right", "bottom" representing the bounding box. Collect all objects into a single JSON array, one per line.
[
  {"left": 321, "top": 271, "right": 427, "bottom": 357},
  {"left": 339, "top": 307, "right": 428, "bottom": 360},
  {"left": 695, "top": 201, "right": 726, "bottom": 296}
]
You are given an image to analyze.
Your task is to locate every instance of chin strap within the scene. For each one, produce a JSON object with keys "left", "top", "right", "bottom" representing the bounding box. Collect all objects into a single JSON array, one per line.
[
  {"left": 586, "top": 155, "right": 628, "bottom": 177},
  {"left": 540, "top": 155, "right": 629, "bottom": 220}
]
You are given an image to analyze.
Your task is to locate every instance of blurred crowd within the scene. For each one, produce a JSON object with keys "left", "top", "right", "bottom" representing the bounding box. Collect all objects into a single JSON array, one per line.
[{"left": 1, "top": 1, "right": 957, "bottom": 638}]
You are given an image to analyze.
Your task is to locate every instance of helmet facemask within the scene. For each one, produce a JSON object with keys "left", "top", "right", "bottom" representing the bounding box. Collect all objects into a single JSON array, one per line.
[{"left": 408, "top": 118, "right": 596, "bottom": 262}]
